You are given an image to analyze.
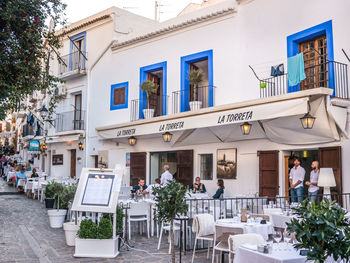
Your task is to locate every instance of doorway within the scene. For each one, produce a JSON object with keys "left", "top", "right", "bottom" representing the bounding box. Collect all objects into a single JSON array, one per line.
[
  {"left": 70, "top": 149, "right": 76, "bottom": 178},
  {"left": 147, "top": 69, "right": 163, "bottom": 117}
]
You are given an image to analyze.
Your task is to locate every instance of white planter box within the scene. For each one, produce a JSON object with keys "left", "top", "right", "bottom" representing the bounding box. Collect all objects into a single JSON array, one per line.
[
  {"left": 48, "top": 209, "right": 67, "bottom": 228},
  {"left": 74, "top": 237, "right": 119, "bottom": 258},
  {"left": 63, "top": 222, "right": 80, "bottom": 246},
  {"left": 189, "top": 101, "right": 202, "bottom": 111},
  {"left": 143, "top": 108, "right": 155, "bottom": 119}
]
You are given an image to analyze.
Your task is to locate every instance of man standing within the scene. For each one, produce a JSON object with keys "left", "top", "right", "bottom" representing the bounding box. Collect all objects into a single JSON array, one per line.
[
  {"left": 160, "top": 164, "right": 173, "bottom": 186},
  {"left": 289, "top": 157, "right": 305, "bottom": 202},
  {"left": 305, "top": 161, "right": 320, "bottom": 202}
]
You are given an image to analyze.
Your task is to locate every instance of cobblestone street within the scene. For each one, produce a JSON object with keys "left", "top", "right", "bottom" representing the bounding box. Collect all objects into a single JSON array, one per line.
[{"left": 0, "top": 180, "right": 209, "bottom": 263}]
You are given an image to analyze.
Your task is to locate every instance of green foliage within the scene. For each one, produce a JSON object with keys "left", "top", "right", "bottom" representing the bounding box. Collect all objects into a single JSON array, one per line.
[
  {"left": 140, "top": 80, "right": 157, "bottom": 109},
  {"left": 116, "top": 206, "right": 124, "bottom": 233},
  {"left": 77, "top": 219, "right": 97, "bottom": 239},
  {"left": 0, "top": 0, "right": 66, "bottom": 120},
  {"left": 188, "top": 69, "right": 204, "bottom": 86},
  {"left": 59, "top": 185, "right": 76, "bottom": 210},
  {"left": 97, "top": 217, "right": 113, "bottom": 239},
  {"left": 287, "top": 199, "right": 350, "bottom": 263},
  {"left": 45, "top": 181, "right": 63, "bottom": 199}
]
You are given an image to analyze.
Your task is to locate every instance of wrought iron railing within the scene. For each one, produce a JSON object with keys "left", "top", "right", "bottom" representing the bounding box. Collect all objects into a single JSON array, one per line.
[
  {"left": 22, "top": 124, "right": 43, "bottom": 137},
  {"left": 55, "top": 110, "right": 85, "bottom": 132},
  {"left": 58, "top": 51, "right": 87, "bottom": 75},
  {"left": 259, "top": 61, "right": 349, "bottom": 99},
  {"left": 172, "top": 85, "right": 216, "bottom": 114},
  {"left": 130, "top": 95, "right": 168, "bottom": 122}
]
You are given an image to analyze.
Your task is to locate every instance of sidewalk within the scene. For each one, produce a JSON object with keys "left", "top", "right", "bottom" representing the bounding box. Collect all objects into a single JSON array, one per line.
[{"left": 0, "top": 179, "right": 209, "bottom": 263}]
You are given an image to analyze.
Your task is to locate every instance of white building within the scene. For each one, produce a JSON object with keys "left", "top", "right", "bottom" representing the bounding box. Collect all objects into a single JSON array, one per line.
[{"left": 85, "top": 0, "right": 350, "bottom": 198}]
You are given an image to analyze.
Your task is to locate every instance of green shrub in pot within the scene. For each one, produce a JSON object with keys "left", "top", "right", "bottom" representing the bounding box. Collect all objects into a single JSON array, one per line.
[
  {"left": 97, "top": 217, "right": 113, "bottom": 239},
  {"left": 45, "top": 181, "right": 57, "bottom": 199},
  {"left": 77, "top": 219, "right": 97, "bottom": 239},
  {"left": 60, "top": 185, "right": 77, "bottom": 210},
  {"left": 287, "top": 199, "right": 350, "bottom": 263}
]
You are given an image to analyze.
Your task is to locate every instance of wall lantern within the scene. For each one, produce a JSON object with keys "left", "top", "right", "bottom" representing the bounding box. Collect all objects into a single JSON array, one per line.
[
  {"left": 41, "top": 141, "right": 48, "bottom": 152},
  {"left": 300, "top": 113, "right": 316, "bottom": 129},
  {"left": 128, "top": 136, "right": 137, "bottom": 146},
  {"left": 240, "top": 122, "right": 252, "bottom": 135},
  {"left": 39, "top": 105, "right": 49, "bottom": 120},
  {"left": 78, "top": 141, "right": 84, "bottom": 151},
  {"left": 162, "top": 132, "right": 173, "bottom": 142}
]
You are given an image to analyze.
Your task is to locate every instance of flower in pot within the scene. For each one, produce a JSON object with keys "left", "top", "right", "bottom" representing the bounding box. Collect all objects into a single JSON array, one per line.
[
  {"left": 140, "top": 80, "right": 157, "bottom": 119},
  {"left": 153, "top": 180, "right": 188, "bottom": 263},
  {"left": 47, "top": 182, "right": 67, "bottom": 228},
  {"left": 187, "top": 69, "right": 203, "bottom": 111},
  {"left": 287, "top": 199, "right": 350, "bottom": 263}
]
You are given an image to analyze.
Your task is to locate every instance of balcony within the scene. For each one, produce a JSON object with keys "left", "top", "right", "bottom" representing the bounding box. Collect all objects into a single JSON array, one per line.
[
  {"left": 22, "top": 124, "right": 43, "bottom": 137},
  {"left": 55, "top": 110, "right": 85, "bottom": 133},
  {"left": 172, "top": 85, "right": 216, "bottom": 114},
  {"left": 58, "top": 51, "right": 87, "bottom": 80},
  {"left": 258, "top": 61, "right": 349, "bottom": 99},
  {"left": 130, "top": 95, "right": 168, "bottom": 121}
]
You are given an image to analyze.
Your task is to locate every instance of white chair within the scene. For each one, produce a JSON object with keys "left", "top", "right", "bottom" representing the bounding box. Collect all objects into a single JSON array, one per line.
[
  {"left": 128, "top": 201, "right": 150, "bottom": 240},
  {"left": 228, "top": 233, "right": 265, "bottom": 263},
  {"left": 192, "top": 214, "right": 215, "bottom": 263},
  {"left": 212, "top": 225, "right": 244, "bottom": 263},
  {"left": 157, "top": 221, "right": 181, "bottom": 254}
]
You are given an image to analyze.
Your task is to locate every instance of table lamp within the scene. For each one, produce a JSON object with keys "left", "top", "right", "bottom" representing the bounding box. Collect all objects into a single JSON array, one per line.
[{"left": 318, "top": 168, "right": 336, "bottom": 200}]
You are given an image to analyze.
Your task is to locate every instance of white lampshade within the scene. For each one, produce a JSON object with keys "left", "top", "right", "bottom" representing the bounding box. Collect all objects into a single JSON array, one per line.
[{"left": 318, "top": 168, "right": 336, "bottom": 187}]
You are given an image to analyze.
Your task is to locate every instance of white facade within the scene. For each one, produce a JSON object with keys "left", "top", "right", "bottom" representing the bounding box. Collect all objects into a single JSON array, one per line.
[{"left": 87, "top": 0, "right": 350, "bottom": 196}]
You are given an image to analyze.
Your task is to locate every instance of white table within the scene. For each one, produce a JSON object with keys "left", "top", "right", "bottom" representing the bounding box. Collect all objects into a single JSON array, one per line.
[
  {"left": 270, "top": 213, "right": 294, "bottom": 229},
  {"left": 233, "top": 243, "right": 306, "bottom": 263},
  {"left": 216, "top": 219, "right": 273, "bottom": 240},
  {"left": 7, "top": 171, "right": 16, "bottom": 183}
]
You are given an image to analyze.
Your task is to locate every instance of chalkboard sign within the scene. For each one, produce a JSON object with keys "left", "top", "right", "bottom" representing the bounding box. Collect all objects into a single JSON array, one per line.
[{"left": 52, "top": 154, "right": 64, "bottom": 165}]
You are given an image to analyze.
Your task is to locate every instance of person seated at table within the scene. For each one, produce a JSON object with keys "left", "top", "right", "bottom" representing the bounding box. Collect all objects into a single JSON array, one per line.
[
  {"left": 16, "top": 166, "right": 27, "bottom": 186},
  {"left": 147, "top": 178, "right": 161, "bottom": 196},
  {"left": 190, "top": 177, "right": 207, "bottom": 193},
  {"left": 213, "top": 179, "right": 224, "bottom": 199},
  {"left": 31, "top": 168, "right": 39, "bottom": 178},
  {"left": 133, "top": 178, "right": 148, "bottom": 194},
  {"left": 25, "top": 161, "right": 32, "bottom": 171}
]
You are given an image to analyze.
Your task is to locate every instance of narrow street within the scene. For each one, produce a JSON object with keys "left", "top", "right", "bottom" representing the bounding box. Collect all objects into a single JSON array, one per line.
[{"left": 0, "top": 180, "right": 207, "bottom": 263}]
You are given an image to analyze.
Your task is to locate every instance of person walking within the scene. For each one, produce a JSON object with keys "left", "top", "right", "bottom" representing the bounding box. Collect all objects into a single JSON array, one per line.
[
  {"left": 305, "top": 161, "right": 320, "bottom": 202},
  {"left": 289, "top": 157, "right": 305, "bottom": 203},
  {"left": 160, "top": 164, "right": 173, "bottom": 186}
]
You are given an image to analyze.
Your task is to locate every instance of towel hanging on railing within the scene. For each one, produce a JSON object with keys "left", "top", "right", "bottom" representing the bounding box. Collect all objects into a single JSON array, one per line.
[{"left": 287, "top": 53, "right": 306, "bottom": 86}]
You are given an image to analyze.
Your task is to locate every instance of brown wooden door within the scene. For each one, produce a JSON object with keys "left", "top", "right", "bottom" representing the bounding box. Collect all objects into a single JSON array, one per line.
[
  {"left": 318, "top": 146, "right": 342, "bottom": 195},
  {"left": 299, "top": 35, "right": 327, "bottom": 90},
  {"left": 259, "top": 151, "right": 279, "bottom": 197},
  {"left": 130, "top": 152, "right": 146, "bottom": 186},
  {"left": 176, "top": 150, "right": 193, "bottom": 187},
  {"left": 70, "top": 149, "right": 76, "bottom": 178}
]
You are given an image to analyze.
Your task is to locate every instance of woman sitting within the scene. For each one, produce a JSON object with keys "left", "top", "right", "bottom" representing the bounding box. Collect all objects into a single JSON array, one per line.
[
  {"left": 190, "top": 177, "right": 206, "bottom": 193},
  {"left": 213, "top": 179, "right": 224, "bottom": 199},
  {"left": 16, "top": 166, "right": 27, "bottom": 188},
  {"left": 31, "top": 168, "right": 39, "bottom": 178}
]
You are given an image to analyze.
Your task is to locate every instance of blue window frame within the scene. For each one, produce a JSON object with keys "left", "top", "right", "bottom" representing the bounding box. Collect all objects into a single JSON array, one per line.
[
  {"left": 287, "top": 20, "right": 334, "bottom": 95},
  {"left": 110, "top": 82, "right": 128, "bottom": 110},
  {"left": 139, "top": 61, "right": 167, "bottom": 118},
  {"left": 180, "top": 49, "right": 213, "bottom": 112},
  {"left": 69, "top": 31, "right": 87, "bottom": 71}
]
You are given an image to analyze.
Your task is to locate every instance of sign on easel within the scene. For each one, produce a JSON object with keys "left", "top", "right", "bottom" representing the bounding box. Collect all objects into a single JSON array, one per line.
[{"left": 71, "top": 167, "right": 122, "bottom": 258}]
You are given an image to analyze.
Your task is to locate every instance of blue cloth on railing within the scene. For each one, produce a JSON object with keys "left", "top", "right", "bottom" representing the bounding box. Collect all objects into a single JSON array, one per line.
[
  {"left": 287, "top": 53, "right": 306, "bottom": 86},
  {"left": 270, "top": 63, "right": 284, "bottom": 77}
]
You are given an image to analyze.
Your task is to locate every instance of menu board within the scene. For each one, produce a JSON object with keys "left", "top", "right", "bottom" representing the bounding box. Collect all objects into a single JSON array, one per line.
[{"left": 81, "top": 174, "right": 114, "bottom": 206}]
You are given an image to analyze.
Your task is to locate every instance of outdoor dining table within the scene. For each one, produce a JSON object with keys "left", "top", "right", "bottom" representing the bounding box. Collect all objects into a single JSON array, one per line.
[
  {"left": 216, "top": 218, "right": 274, "bottom": 241},
  {"left": 6, "top": 171, "right": 16, "bottom": 183}
]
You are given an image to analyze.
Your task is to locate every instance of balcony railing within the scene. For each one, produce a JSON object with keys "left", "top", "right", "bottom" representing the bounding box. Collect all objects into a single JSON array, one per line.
[
  {"left": 58, "top": 51, "right": 87, "bottom": 75},
  {"left": 22, "top": 124, "right": 43, "bottom": 137},
  {"left": 172, "top": 85, "right": 216, "bottom": 114},
  {"left": 130, "top": 95, "right": 168, "bottom": 121},
  {"left": 55, "top": 110, "right": 85, "bottom": 133},
  {"left": 259, "top": 61, "right": 349, "bottom": 99}
]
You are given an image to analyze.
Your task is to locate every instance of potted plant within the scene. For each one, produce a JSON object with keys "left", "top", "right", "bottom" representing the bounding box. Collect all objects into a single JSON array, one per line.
[
  {"left": 287, "top": 199, "right": 350, "bottom": 263},
  {"left": 140, "top": 80, "right": 157, "bottom": 119},
  {"left": 47, "top": 182, "right": 67, "bottom": 228},
  {"left": 62, "top": 185, "right": 79, "bottom": 246},
  {"left": 75, "top": 217, "right": 119, "bottom": 258},
  {"left": 153, "top": 180, "right": 188, "bottom": 263},
  {"left": 44, "top": 181, "right": 56, "bottom": 208},
  {"left": 188, "top": 69, "right": 203, "bottom": 111},
  {"left": 100, "top": 206, "right": 124, "bottom": 250}
]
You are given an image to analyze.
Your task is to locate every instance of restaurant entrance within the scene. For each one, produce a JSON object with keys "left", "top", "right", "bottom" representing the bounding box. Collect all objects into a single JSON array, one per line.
[{"left": 150, "top": 150, "right": 193, "bottom": 187}]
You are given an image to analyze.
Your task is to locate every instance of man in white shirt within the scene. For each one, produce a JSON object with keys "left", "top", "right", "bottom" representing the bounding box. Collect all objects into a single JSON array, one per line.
[
  {"left": 147, "top": 178, "right": 161, "bottom": 197},
  {"left": 289, "top": 157, "right": 305, "bottom": 203},
  {"left": 160, "top": 165, "right": 173, "bottom": 186},
  {"left": 305, "top": 161, "right": 319, "bottom": 203}
]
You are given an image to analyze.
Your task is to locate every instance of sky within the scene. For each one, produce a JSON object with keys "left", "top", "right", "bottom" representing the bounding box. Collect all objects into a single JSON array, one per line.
[{"left": 62, "top": 0, "right": 203, "bottom": 24}]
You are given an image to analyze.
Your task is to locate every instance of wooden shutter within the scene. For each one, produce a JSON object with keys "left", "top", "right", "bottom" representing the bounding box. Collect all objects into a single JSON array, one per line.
[
  {"left": 258, "top": 151, "right": 279, "bottom": 198},
  {"left": 113, "top": 87, "right": 125, "bottom": 106},
  {"left": 176, "top": 150, "right": 193, "bottom": 187},
  {"left": 318, "top": 146, "right": 342, "bottom": 195},
  {"left": 130, "top": 152, "right": 146, "bottom": 186}
]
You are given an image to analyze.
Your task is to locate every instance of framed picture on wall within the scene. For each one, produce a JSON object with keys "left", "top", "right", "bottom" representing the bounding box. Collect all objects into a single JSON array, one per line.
[
  {"left": 126, "top": 152, "right": 130, "bottom": 167},
  {"left": 217, "top": 148, "right": 237, "bottom": 179},
  {"left": 52, "top": 154, "right": 64, "bottom": 165}
]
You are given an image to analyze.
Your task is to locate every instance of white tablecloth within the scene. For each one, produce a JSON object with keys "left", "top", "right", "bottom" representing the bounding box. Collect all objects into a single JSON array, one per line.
[
  {"left": 216, "top": 219, "right": 273, "bottom": 240},
  {"left": 233, "top": 243, "right": 306, "bottom": 263},
  {"left": 270, "top": 213, "right": 294, "bottom": 229},
  {"left": 7, "top": 171, "right": 16, "bottom": 182}
]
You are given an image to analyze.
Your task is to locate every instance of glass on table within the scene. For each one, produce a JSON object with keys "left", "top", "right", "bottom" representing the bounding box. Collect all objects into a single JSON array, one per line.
[
  {"left": 283, "top": 229, "right": 293, "bottom": 251},
  {"left": 273, "top": 230, "right": 282, "bottom": 251}
]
